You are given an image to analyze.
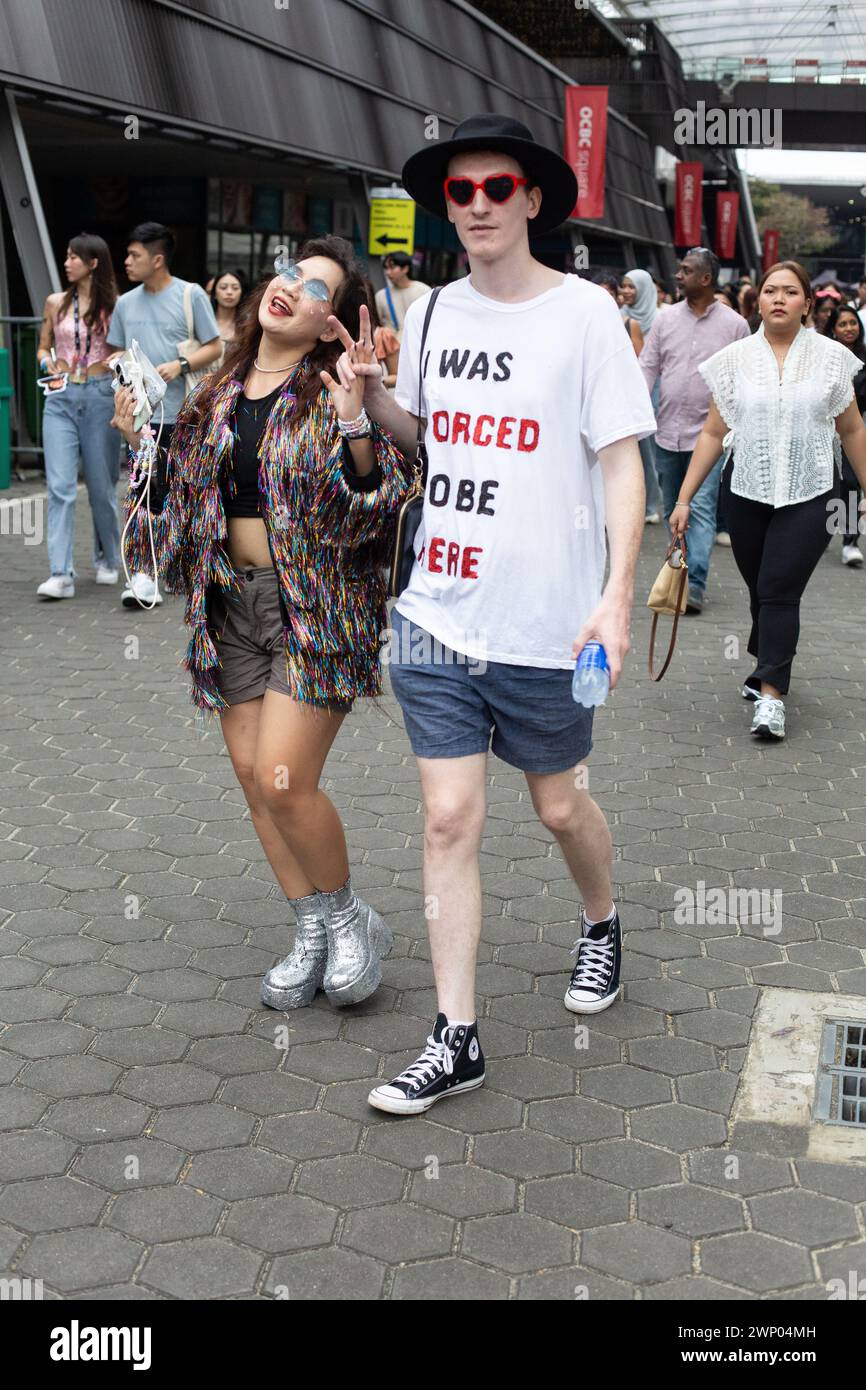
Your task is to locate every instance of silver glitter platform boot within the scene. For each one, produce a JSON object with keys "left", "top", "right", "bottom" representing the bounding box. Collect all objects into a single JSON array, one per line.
[
  {"left": 260, "top": 891, "right": 328, "bottom": 1010},
  {"left": 320, "top": 878, "right": 394, "bottom": 1007}
]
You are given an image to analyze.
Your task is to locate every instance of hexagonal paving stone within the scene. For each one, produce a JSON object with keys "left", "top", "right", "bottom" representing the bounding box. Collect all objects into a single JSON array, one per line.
[
  {"left": 341, "top": 1201, "right": 454, "bottom": 1261},
  {"left": 184, "top": 1147, "right": 296, "bottom": 1201},
  {"left": 637, "top": 1183, "right": 745, "bottom": 1237},
  {"left": 266, "top": 1246, "right": 387, "bottom": 1300},
  {"left": 462, "top": 1211, "right": 573, "bottom": 1273},
  {"left": 473, "top": 1129, "right": 573, "bottom": 1180},
  {"left": 528, "top": 1096, "right": 624, "bottom": 1144},
  {"left": 580, "top": 1064, "right": 673, "bottom": 1109},
  {"left": 390, "top": 1257, "right": 508, "bottom": 1301},
  {"left": 408, "top": 1163, "right": 516, "bottom": 1218},
  {"left": 749, "top": 1190, "right": 860, "bottom": 1246},
  {"left": 630, "top": 1103, "right": 727, "bottom": 1152},
  {"left": 258, "top": 1111, "right": 362, "bottom": 1161},
  {"left": 688, "top": 1150, "right": 794, "bottom": 1196},
  {"left": 296, "top": 1154, "right": 404, "bottom": 1208},
  {"left": 140, "top": 1236, "right": 263, "bottom": 1298},
  {"left": 18, "top": 1227, "right": 144, "bottom": 1292},
  {"left": 107, "top": 1186, "right": 223, "bottom": 1242},
  {"left": 524, "top": 1173, "right": 629, "bottom": 1229},
  {"left": 794, "top": 1160, "right": 866, "bottom": 1203},
  {"left": 628, "top": 1037, "right": 717, "bottom": 1076},
  {"left": 580, "top": 1139, "right": 681, "bottom": 1189},
  {"left": 0, "top": 1129, "right": 78, "bottom": 1181},
  {"left": 581, "top": 1221, "right": 691, "bottom": 1283},
  {"left": 700, "top": 1232, "right": 813, "bottom": 1292},
  {"left": 223, "top": 1193, "right": 338, "bottom": 1254},
  {"left": 0, "top": 1176, "right": 108, "bottom": 1232}
]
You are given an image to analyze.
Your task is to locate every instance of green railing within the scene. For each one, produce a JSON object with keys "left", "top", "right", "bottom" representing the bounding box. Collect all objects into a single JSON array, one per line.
[{"left": 0, "top": 317, "right": 45, "bottom": 488}]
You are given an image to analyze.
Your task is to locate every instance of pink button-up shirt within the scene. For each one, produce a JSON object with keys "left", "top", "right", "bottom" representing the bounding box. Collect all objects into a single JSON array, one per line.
[{"left": 640, "top": 299, "right": 751, "bottom": 451}]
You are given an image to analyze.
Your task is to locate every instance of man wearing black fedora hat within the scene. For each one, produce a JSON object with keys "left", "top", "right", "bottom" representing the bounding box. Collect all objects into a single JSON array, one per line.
[{"left": 325, "top": 114, "right": 657, "bottom": 1116}]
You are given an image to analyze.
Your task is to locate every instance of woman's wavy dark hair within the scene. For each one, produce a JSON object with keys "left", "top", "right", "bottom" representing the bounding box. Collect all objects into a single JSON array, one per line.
[
  {"left": 57, "top": 233, "right": 117, "bottom": 330},
  {"left": 190, "top": 236, "right": 371, "bottom": 424}
]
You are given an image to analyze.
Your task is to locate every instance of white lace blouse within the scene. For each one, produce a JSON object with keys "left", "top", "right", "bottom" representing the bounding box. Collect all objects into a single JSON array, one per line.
[{"left": 698, "top": 324, "right": 862, "bottom": 507}]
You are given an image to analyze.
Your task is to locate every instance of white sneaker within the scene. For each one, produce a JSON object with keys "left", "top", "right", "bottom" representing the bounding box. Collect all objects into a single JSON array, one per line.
[
  {"left": 750, "top": 695, "right": 786, "bottom": 740},
  {"left": 644, "top": 511, "right": 660, "bottom": 525},
  {"left": 95, "top": 563, "right": 119, "bottom": 585},
  {"left": 121, "top": 572, "right": 163, "bottom": 608},
  {"left": 842, "top": 544, "right": 863, "bottom": 567},
  {"left": 715, "top": 530, "right": 732, "bottom": 547},
  {"left": 37, "top": 574, "right": 75, "bottom": 600}
]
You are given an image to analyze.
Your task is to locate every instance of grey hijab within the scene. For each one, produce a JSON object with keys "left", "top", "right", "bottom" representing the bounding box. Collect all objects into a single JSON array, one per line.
[{"left": 624, "top": 268, "right": 657, "bottom": 335}]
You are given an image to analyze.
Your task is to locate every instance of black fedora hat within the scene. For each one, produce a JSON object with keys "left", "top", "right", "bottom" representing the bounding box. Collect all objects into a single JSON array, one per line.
[{"left": 401, "top": 113, "right": 577, "bottom": 236}]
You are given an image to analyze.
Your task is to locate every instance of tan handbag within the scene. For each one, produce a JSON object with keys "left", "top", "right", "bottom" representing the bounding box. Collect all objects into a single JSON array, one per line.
[
  {"left": 647, "top": 533, "right": 688, "bottom": 681},
  {"left": 177, "top": 282, "right": 209, "bottom": 396}
]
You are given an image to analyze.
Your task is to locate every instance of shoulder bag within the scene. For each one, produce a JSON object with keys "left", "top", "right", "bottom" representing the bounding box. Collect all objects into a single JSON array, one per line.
[
  {"left": 177, "top": 282, "right": 210, "bottom": 396},
  {"left": 647, "top": 533, "right": 688, "bottom": 681}
]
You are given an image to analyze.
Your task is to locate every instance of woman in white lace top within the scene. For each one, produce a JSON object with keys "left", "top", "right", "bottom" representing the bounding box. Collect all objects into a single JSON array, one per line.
[{"left": 669, "top": 260, "right": 866, "bottom": 742}]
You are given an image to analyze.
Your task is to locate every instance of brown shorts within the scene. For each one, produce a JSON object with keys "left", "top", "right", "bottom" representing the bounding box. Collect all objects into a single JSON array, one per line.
[{"left": 211, "top": 566, "right": 353, "bottom": 713}]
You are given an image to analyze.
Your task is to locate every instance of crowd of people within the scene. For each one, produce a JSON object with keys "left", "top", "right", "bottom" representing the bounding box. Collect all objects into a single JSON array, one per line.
[{"left": 29, "top": 112, "right": 866, "bottom": 1117}]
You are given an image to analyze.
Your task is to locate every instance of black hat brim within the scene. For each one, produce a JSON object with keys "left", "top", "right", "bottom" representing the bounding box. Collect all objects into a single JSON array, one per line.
[{"left": 401, "top": 134, "right": 578, "bottom": 237}]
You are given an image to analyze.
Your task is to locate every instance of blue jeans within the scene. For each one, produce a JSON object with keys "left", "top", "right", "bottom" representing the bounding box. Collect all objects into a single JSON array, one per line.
[
  {"left": 42, "top": 376, "right": 120, "bottom": 576},
  {"left": 654, "top": 445, "right": 723, "bottom": 597}
]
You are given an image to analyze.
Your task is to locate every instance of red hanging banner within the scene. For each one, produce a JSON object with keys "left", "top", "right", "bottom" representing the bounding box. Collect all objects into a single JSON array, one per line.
[
  {"left": 715, "top": 191, "right": 740, "bottom": 259},
  {"left": 674, "top": 162, "right": 703, "bottom": 246},
  {"left": 762, "top": 228, "right": 780, "bottom": 272},
  {"left": 564, "top": 86, "right": 608, "bottom": 220}
]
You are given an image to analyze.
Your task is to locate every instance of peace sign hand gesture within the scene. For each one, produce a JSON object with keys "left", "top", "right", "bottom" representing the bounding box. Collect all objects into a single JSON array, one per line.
[{"left": 319, "top": 303, "right": 386, "bottom": 420}]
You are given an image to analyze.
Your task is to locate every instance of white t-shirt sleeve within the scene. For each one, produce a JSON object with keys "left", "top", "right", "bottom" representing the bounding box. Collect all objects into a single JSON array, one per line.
[
  {"left": 579, "top": 300, "right": 658, "bottom": 452},
  {"left": 394, "top": 292, "right": 431, "bottom": 415},
  {"left": 106, "top": 298, "right": 126, "bottom": 348}
]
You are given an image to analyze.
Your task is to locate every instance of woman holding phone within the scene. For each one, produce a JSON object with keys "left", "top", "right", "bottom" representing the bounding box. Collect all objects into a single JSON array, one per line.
[
  {"left": 36, "top": 233, "right": 119, "bottom": 599},
  {"left": 114, "top": 236, "right": 412, "bottom": 1011}
]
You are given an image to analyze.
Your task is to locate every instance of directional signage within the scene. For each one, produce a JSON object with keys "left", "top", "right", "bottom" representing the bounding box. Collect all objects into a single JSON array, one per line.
[{"left": 368, "top": 188, "right": 416, "bottom": 257}]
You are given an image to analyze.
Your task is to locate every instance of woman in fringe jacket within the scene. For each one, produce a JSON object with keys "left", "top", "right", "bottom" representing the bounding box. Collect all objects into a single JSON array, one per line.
[{"left": 114, "top": 236, "right": 413, "bottom": 1014}]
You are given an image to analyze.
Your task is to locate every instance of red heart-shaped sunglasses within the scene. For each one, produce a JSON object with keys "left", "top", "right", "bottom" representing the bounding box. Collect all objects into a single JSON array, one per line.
[{"left": 443, "top": 173, "right": 529, "bottom": 206}]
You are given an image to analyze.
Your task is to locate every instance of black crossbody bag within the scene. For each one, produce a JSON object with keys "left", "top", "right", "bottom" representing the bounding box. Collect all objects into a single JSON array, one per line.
[{"left": 388, "top": 286, "right": 443, "bottom": 598}]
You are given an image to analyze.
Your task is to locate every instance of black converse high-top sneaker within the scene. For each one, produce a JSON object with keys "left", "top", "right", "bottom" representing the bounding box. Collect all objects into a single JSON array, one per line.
[
  {"left": 367, "top": 1014, "right": 485, "bottom": 1115},
  {"left": 564, "top": 908, "right": 622, "bottom": 1014}
]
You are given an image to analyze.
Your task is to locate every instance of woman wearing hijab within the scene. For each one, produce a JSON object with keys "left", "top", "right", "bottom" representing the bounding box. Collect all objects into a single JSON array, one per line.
[{"left": 621, "top": 268, "right": 662, "bottom": 523}]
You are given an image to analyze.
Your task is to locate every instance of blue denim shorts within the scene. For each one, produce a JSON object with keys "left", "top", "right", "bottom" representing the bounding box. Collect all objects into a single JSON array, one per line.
[{"left": 387, "top": 616, "right": 594, "bottom": 774}]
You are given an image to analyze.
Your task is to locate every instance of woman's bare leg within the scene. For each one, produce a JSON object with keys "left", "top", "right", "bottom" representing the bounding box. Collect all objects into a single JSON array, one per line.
[
  {"left": 220, "top": 694, "right": 344, "bottom": 898},
  {"left": 251, "top": 690, "right": 350, "bottom": 892}
]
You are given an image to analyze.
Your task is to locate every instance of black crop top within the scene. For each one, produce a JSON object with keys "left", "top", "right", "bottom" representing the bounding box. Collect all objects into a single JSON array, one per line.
[
  {"left": 221, "top": 383, "right": 284, "bottom": 518},
  {"left": 221, "top": 381, "right": 385, "bottom": 520}
]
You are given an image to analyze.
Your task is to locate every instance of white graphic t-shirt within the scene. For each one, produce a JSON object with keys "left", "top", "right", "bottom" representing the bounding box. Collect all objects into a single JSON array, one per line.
[{"left": 393, "top": 273, "right": 657, "bottom": 668}]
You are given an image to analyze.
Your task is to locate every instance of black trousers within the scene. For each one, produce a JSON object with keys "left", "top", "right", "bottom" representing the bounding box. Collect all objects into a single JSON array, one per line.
[
  {"left": 840, "top": 457, "right": 862, "bottom": 546},
  {"left": 721, "top": 458, "right": 837, "bottom": 696}
]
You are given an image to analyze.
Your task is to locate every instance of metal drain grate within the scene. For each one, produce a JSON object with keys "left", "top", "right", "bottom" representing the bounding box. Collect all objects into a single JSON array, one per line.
[{"left": 815, "top": 1020, "right": 866, "bottom": 1127}]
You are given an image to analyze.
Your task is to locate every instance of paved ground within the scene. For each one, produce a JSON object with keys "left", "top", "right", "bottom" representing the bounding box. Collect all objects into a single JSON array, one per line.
[{"left": 1, "top": 484, "right": 865, "bottom": 1300}]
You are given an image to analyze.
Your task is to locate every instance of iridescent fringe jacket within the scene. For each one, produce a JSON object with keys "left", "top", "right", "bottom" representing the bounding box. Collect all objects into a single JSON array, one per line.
[{"left": 122, "top": 364, "right": 413, "bottom": 716}]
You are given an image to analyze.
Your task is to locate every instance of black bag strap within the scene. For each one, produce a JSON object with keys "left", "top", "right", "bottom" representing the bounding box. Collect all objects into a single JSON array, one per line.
[{"left": 413, "top": 286, "right": 443, "bottom": 484}]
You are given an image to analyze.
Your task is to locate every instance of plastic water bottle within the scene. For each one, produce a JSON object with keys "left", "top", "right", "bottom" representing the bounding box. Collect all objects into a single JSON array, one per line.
[{"left": 572, "top": 641, "right": 610, "bottom": 707}]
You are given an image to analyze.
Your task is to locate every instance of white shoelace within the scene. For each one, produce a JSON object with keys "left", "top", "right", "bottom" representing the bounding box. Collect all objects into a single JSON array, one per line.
[
  {"left": 391, "top": 1032, "right": 454, "bottom": 1088},
  {"left": 569, "top": 935, "right": 614, "bottom": 992}
]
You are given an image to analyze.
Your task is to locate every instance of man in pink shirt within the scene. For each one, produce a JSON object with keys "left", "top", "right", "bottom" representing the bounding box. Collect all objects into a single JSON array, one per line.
[{"left": 640, "top": 247, "right": 750, "bottom": 611}]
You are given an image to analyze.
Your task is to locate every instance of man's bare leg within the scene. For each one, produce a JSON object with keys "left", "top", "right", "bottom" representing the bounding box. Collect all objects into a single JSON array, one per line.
[
  {"left": 416, "top": 752, "right": 489, "bottom": 1021},
  {"left": 524, "top": 765, "right": 614, "bottom": 919}
]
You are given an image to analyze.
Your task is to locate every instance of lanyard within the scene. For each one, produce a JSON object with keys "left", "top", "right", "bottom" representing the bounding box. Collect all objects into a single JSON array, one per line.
[{"left": 72, "top": 290, "right": 92, "bottom": 364}]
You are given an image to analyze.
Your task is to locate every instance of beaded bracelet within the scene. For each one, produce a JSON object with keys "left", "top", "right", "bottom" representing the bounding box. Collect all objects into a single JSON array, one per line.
[{"left": 337, "top": 408, "right": 373, "bottom": 439}]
